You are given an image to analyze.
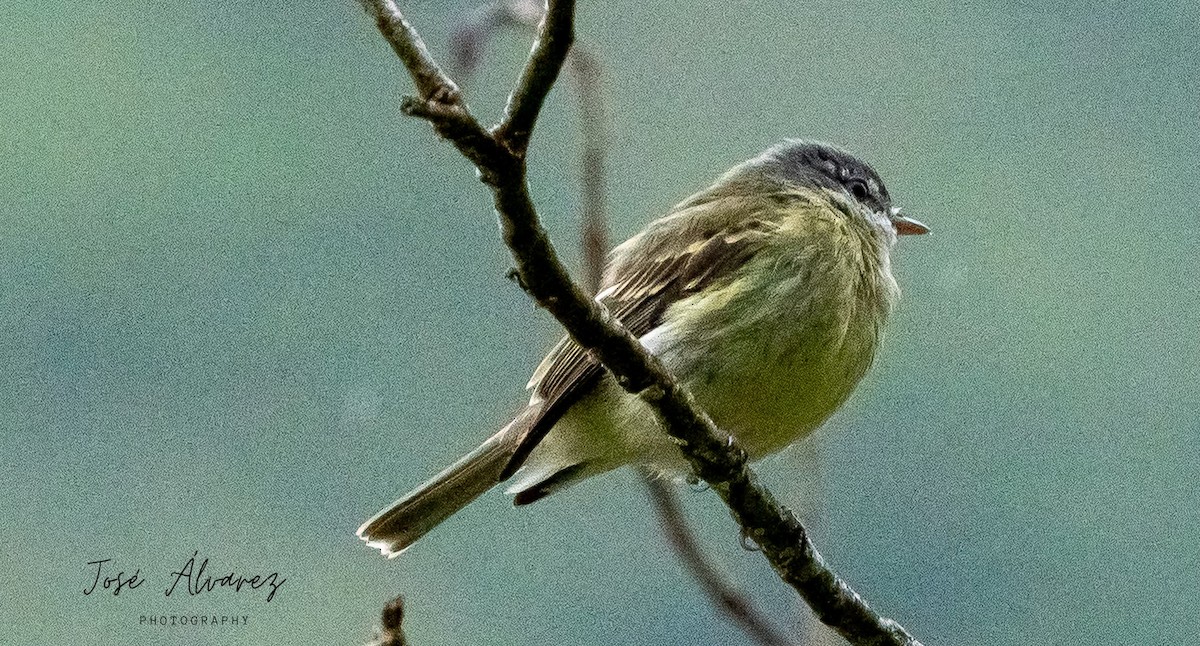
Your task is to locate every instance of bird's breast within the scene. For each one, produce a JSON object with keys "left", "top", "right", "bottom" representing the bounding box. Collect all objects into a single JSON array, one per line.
[{"left": 646, "top": 249, "right": 896, "bottom": 459}]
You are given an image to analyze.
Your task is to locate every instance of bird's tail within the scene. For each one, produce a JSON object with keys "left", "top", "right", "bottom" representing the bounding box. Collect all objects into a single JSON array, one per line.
[{"left": 357, "top": 427, "right": 516, "bottom": 558}]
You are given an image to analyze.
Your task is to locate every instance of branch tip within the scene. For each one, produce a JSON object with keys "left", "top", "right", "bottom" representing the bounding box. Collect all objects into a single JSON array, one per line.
[
  {"left": 369, "top": 594, "right": 409, "bottom": 646},
  {"left": 506, "top": 267, "right": 531, "bottom": 293},
  {"left": 497, "top": 0, "right": 577, "bottom": 151},
  {"left": 380, "top": 595, "right": 405, "bottom": 630}
]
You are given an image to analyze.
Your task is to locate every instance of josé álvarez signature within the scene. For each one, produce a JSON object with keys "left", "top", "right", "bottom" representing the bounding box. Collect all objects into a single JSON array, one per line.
[{"left": 83, "top": 552, "right": 286, "bottom": 602}]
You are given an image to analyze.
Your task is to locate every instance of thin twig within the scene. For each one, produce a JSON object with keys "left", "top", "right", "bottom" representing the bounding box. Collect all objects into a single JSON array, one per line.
[
  {"left": 359, "top": 2, "right": 924, "bottom": 644},
  {"left": 642, "top": 478, "right": 794, "bottom": 646},
  {"left": 363, "top": 0, "right": 459, "bottom": 100},
  {"left": 369, "top": 595, "right": 410, "bottom": 646},
  {"left": 563, "top": 44, "right": 609, "bottom": 295},
  {"left": 496, "top": 0, "right": 576, "bottom": 151}
]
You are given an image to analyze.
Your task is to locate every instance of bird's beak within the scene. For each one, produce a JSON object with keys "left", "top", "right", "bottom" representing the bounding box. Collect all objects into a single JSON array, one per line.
[{"left": 889, "top": 206, "right": 930, "bottom": 236}]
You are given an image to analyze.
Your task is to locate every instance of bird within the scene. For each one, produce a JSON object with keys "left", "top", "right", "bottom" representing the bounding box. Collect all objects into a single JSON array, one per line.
[{"left": 358, "top": 139, "right": 928, "bottom": 557}]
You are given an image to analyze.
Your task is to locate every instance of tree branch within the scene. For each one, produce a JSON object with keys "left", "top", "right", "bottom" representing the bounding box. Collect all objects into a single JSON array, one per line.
[
  {"left": 495, "top": 0, "right": 576, "bottom": 151},
  {"left": 362, "top": 0, "right": 459, "bottom": 101},
  {"left": 359, "top": 2, "right": 924, "bottom": 644}
]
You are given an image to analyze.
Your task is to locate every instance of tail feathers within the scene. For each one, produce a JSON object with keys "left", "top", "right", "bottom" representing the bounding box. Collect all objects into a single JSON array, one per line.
[{"left": 357, "top": 429, "right": 514, "bottom": 558}]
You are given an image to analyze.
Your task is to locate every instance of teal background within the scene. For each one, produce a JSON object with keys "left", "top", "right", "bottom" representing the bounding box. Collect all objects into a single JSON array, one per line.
[{"left": 3, "top": 0, "right": 1199, "bottom": 644}]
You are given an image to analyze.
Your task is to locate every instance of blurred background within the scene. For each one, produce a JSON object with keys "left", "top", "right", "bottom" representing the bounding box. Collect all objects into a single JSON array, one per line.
[{"left": 3, "top": 0, "right": 1199, "bottom": 644}]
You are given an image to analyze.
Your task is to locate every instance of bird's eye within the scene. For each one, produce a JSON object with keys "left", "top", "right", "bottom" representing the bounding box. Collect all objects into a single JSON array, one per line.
[{"left": 847, "top": 179, "right": 870, "bottom": 201}]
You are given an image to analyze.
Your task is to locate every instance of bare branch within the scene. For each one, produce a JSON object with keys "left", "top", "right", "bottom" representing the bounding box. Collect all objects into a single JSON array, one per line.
[
  {"left": 496, "top": 0, "right": 576, "bottom": 151},
  {"left": 359, "top": 3, "right": 925, "bottom": 645},
  {"left": 361, "top": 0, "right": 459, "bottom": 101}
]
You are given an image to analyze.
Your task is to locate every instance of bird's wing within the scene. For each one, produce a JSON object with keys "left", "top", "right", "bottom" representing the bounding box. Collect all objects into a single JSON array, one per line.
[{"left": 498, "top": 198, "right": 787, "bottom": 479}]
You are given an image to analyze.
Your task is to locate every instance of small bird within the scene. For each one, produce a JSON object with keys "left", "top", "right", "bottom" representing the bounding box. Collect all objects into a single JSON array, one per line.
[{"left": 359, "top": 140, "right": 928, "bottom": 557}]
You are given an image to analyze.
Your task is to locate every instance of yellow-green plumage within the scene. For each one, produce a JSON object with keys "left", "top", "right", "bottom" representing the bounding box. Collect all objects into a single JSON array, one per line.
[
  {"left": 512, "top": 187, "right": 899, "bottom": 489},
  {"left": 359, "top": 140, "right": 923, "bottom": 557}
]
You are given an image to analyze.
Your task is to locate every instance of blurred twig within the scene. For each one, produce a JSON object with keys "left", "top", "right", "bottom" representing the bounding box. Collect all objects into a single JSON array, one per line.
[
  {"left": 642, "top": 480, "right": 795, "bottom": 646},
  {"left": 368, "top": 595, "right": 410, "bottom": 646},
  {"left": 565, "top": 45, "right": 608, "bottom": 295},
  {"left": 357, "top": 1, "right": 924, "bottom": 644}
]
